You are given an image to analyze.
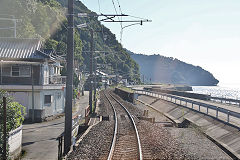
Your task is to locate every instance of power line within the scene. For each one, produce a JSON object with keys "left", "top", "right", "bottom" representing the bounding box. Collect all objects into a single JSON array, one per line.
[
  {"left": 128, "top": 15, "right": 148, "bottom": 20},
  {"left": 111, "top": 0, "right": 122, "bottom": 29},
  {"left": 115, "top": 0, "right": 124, "bottom": 43},
  {"left": 116, "top": 0, "right": 123, "bottom": 14},
  {"left": 98, "top": 0, "right": 101, "bottom": 13}
]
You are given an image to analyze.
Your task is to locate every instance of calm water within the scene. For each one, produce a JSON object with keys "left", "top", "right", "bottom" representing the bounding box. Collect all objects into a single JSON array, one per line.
[{"left": 191, "top": 86, "right": 240, "bottom": 100}]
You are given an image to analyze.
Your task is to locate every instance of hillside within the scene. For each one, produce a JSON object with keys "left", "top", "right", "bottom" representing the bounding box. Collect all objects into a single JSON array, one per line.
[
  {"left": 56, "top": 0, "right": 140, "bottom": 83},
  {"left": 0, "top": 0, "right": 140, "bottom": 83},
  {"left": 128, "top": 50, "right": 219, "bottom": 86}
]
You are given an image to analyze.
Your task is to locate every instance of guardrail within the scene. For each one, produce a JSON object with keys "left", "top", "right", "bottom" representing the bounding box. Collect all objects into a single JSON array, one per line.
[
  {"left": 209, "top": 96, "right": 240, "bottom": 106},
  {"left": 134, "top": 89, "right": 240, "bottom": 129},
  {"left": 56, "top": 114, "right": 82, "bottom": 160},
  {"left": 44, "top": 76, "right": 66, "bottom": 85}
]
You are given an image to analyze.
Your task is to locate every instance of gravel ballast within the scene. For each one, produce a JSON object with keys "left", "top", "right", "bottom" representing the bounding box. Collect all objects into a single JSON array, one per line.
[
  {"left": 67, "top": 121, "right": 114, "bottom": 160},
  {"left": 67, "top": 89, "right": 231, "bottom": 159},
  {"left": 167, "top": 126, "right": 231, "bottom": 159}
]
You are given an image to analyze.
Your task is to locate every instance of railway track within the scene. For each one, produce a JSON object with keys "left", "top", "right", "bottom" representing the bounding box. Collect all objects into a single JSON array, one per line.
[{"left": 104, "top": 91, "right": 142, "bottom": 160}]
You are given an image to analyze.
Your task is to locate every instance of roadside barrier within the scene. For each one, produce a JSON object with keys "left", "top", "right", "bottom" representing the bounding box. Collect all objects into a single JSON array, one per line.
[
  {"left": 134, "top": 89, "right": 240, "bottom": 129},
  {"left": 209, "top": 96, "right": 240, "bottom": 106},
  {"left": 56, "top": 111, "right": 84, "bottom": 160}
]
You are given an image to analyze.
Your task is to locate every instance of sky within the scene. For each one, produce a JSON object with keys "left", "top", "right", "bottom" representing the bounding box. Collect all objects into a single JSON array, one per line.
[{"left": 81, "top": 0, "right": 240, "bottom": 87}]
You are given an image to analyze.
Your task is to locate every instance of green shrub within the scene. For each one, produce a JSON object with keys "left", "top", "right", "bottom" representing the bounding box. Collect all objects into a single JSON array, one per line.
[{"left": 0, "top": 90, "right": 25, "bottom": 159}]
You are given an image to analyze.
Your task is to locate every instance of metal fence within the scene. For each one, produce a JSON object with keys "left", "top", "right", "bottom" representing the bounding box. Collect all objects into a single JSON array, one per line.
[
  {"left": 134, "top": 90, "right": 240, "bottom": 129},
  {"left": 209, "top": 96, "right": 240, "bottom": 106},
  {"left": 56, "top": 114, "right": 82, "bottom": 160},
  {"left": 44, "top": 76, "right": 66, "bottom": 85}
]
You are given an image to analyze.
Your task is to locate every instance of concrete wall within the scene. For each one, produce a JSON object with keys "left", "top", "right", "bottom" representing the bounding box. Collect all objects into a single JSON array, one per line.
[
  {"left": 8, "top": 125, "right": 22, "bottom": 160},
  {"left": 9, "top": 89, "right": 65, "bottom": 121},
  {"left": 10, "top": 91, "right": 41, "bottom": 119},
  {"left": 41, "top": 89, "right": 64, "bottom": 117},
  {"left": 114, "top": 88, "right": 134, "bottom": 103}
]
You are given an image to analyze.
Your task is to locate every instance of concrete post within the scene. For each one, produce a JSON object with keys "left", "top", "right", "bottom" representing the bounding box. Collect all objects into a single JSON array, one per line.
[
  {"left": 227, "top": 111, "right": 230, "bottom": 122},
  {"left": 89, "top": 29, "right": 93, "bottom": 114},
  {"left": 64, "top": 0, "right": 74, "bottom": 154}
]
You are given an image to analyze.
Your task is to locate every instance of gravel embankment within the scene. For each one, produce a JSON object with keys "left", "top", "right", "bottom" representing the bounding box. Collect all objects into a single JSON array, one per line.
[
  {"left": 67, "top": 121, "right": 114, "bottom": 160},
  {"left": 111, "top": 91, "right": 192, "bottom": 159},
  {"left": 67, "top": 91, "right": 114, "bottom": 160},
  {"left": 136, "top": 120, "right": 192, "bottom": 159},
  {"left": 97, "top": 90, "right": 114, "bottom": 116},
  {"left": 167, "top": 126, "right": 231, "bottom": 159},
  {"left": 135, "top": 95, "right": 231, "bottom": 159},
  {"left": 67, "top": 89, "right": 231, "bottom": 160},
  {"left": 111, "top": 91, "right": 144, "bottom": 117}
]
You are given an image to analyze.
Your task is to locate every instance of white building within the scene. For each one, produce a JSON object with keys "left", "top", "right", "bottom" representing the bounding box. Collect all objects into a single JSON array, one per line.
[{"left": 0, "top": 38, "right": 66, "bottom": 122}]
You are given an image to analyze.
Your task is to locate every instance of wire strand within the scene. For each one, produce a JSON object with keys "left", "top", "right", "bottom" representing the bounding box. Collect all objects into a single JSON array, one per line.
[
  {"left": 115, "top": 0, "right": 123, "bottom": 43},
  {"left": 98, "top": 0, "right": 101, "bottom": 13}
]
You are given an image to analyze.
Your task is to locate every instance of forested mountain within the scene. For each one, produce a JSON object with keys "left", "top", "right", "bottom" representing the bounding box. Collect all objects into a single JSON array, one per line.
[
  {"left": 55, "top": 0, "right": 140, "bottom": 82},
  {"left": 128, "top": 50, "right": 219, "bottom": 86},
  {"left": 0, "top": 0, "right": 140, "bottom": 83}
]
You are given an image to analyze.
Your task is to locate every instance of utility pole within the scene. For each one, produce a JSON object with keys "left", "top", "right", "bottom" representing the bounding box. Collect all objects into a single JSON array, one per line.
[
  {"left": 143, "top": 75, "right": 145, "bottom": 84},
  {"left": 3, "top": 97, "right": 7, "bottom": 160},
  {"left": 115, "top": 63, "right": 118, "bottom": 85},
  {"left": 89, "top": 29, "right": 93, "bottom": 114},
  {"left": 1, "top": 60, "right": 3, "bottom": 84},
  {"left": 93, "top": 58, "right": 97, "bottom": 112},
  {"left": 31, "top": 65, "right": 34, "bottom": 123},
  {"left": 64, "top": 0, "right": 74, "bottom": 155}
]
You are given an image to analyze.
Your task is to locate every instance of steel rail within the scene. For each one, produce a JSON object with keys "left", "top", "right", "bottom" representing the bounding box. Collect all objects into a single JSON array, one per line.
[
  {"left": 109, "top": 92, "right": 143, "bottom": 160},
  {"left": 104, "top": 92, "right": 118, "bottom": 160}
]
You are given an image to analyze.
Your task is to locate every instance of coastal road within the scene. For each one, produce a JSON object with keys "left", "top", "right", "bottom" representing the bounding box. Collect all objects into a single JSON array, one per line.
[{"left": 22, "top": 91, "right": 89, "bottom": 160}]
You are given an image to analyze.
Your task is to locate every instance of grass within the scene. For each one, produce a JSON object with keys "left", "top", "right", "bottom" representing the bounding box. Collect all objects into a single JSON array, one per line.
[
  {"left": 20, "top": 150, "right": 27, "bottom": 159},
  {"left": 119, "top": 86, "right": 134, "bottom": 93}
]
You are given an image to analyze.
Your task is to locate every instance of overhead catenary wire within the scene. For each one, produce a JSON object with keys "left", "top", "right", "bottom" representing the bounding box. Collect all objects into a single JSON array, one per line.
[
  {"left": 128, "top": 15, "right": 149, "bottom": 20},
  {"left": 115, "top": 0, "right": 124, "bottom": 43},
  {"left": 115, "top": 0, "right": 123, "bottom": 29},
  {"left": 96, "top": 0, "right": 110, "bottom": 57},
  {"left": 98, "top": 0, "right": 101, "bottom": 14},
  {"left": 111, "top": 0, "right": 122, "bottom": 30}
]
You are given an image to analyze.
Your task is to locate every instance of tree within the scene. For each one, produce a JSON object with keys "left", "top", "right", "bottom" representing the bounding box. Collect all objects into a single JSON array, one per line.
[{"left": 0, "top": 90, "right": 25, "bottom": 159}]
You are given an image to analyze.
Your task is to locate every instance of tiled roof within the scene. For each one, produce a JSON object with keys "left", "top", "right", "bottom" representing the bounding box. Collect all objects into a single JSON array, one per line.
[{"left": 0, "top": 38, "right": 49, "bottom": 59}]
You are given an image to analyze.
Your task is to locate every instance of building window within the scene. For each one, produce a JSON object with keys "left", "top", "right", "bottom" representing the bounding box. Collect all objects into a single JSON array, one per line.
[
  {"left": 2, "top": 66, "right": 11, "bottom": 76},
  {"left": 44, "top": 95, "right": 52, "bottom": 105},
  {"left": 20, "top": 66, "right": 31, "bottom": 77},
  {"left": 12, "top": 66, "right": 20, "bottom": 77}
]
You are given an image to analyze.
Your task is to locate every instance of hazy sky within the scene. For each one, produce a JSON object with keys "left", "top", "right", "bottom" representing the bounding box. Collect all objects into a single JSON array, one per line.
[{"left": 81, "top": 0, "right": 240, "bottom": 87}]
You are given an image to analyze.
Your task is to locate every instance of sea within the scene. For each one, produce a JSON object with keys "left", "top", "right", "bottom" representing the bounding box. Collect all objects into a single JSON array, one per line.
[{"left": 191, "top": 84, "right": 240, "bottom": 100}]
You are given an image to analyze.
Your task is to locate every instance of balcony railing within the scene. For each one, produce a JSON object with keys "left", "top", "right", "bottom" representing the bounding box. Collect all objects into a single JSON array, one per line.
[{"left": 44, "top": 76, "right": 66, "bottom": 85}]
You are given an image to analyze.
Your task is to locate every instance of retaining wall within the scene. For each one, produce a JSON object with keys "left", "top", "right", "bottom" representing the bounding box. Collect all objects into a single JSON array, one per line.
[
  {"left": 8, "top": 125, "right": 22, "bottom": 160},
  {"left": 114, "top": 88, "right": 134, "bottom": 103}
]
